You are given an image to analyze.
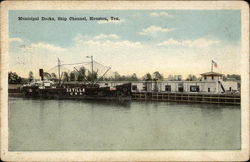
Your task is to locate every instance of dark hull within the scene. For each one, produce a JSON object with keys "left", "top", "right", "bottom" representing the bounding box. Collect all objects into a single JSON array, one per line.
[{"left": 21, "top": 83, "right": 132, "bottom": 102}]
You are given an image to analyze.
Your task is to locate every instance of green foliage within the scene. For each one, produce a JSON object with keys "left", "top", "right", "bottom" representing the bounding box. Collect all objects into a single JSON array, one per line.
[
  {"left": 51, "top": 73, "right": 57, "bottom": 79},
  {"left": 143, "top": 73, "right": 152, "bottom": 81},
  {"left": 44, "top": 72, "right": 52, "bottom": 80},
  {"left": 63, "top": 72, "right": 69, "bottom": 82},
  {"left": 114, "top": 71, "right": 121, "bottom": 81},
  {"left": 69, "top": 72, "right": 76, "bottom": 81},
  {"left": 77, "top": 66, "right": 86, "bottom": 81},
  {"left": 86, "top": 70, "right": 98, "bottom": 82},
  {"left": 28, "top": 71, "right": 34, "bottom": 81},
  {"left": 186, "top": 74, "right": 197, "bottom": 81},
  {"left": 153, "top": 71, "right": 164, "bottom": 81},
  {"left": 226, "top": 74, "right": 241, "bottom": 81},
  {"left": 131, "top": 73, "right": 138, "bottom": 81},
  {"left": 8, "top": 72, "right": 22, "bottom": 84}
]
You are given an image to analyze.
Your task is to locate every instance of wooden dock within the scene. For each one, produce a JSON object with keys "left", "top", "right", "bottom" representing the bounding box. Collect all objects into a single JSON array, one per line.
[{"left": 132, "top": 92, "right": 240, "bottom": 105}]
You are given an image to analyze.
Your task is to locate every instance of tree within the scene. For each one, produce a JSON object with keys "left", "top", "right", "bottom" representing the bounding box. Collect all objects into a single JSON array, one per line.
[
  {"left": 131, "top": 73, "right": 138, "bottom": 81},
  {"left": 114, "top": 71, "right": 121, "bottom": 81},
  {"left": 69, "top": 72, "right": 76, "bottom": 81},
  {"left": 167, "top": 75, "right": 174, "bottom": 81},
  {"left": 186, "top": 74, "right": 197, "bottom": 81},
  {"left": 92, "top": 71, "right": 98, "bottom": 81},
  {"left": 77, "top": 66, "right": 86, "bottom": 81},
  {"left": 86, "top": 70, "right": 98, "bottom": 82},
  {"left": 143, "top": 73, "right": 152, "bottom": 81},
  {"left": 174, "top": 75, "right": 182, "bottom": 81},
  {"left": 153, "top": 71, "right": 164, "bottom": 81},
  {"left": 51, "top": 73, "right": 57, "bottom": 80},
  {"left": 44, "top": 72, "right": 51, "bottom": 80},
  {"left": 62, "top": 72, "right": 69, "bottom": 82},
  {"left": 8, "top": 72, "right": 22, "bottom": 84},
  {"left": 226, "top": 74, "right": 241, "bottom": 81},
  {"left": 28, "top": 71, "right": 34, "bottom": 82}
]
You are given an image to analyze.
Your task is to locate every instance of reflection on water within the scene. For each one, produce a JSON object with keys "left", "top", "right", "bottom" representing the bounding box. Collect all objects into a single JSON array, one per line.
[{"left": 9, "top": 97, "right": 240, "bottom": 151}]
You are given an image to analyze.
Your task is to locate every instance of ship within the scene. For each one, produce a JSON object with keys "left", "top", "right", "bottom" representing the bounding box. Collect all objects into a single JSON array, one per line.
[{"left": 21, "top": 56, "right": 132, "bottom": 101}]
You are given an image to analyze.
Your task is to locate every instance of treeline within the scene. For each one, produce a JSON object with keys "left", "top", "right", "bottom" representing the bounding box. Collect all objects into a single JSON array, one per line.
[
  {"left": 8, "top": 67, "right": 241, "bottom": 84},
  {"left": 8, "top": 72, "right": 27, "bottom": 84},
  {"left": 223, "top": 74, "right": 241, "bottom": 81}
]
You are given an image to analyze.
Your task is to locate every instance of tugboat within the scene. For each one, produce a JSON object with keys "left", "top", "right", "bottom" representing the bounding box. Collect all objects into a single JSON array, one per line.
[{"left": 21, "top": 56, "right": 132, "bottom": 101}]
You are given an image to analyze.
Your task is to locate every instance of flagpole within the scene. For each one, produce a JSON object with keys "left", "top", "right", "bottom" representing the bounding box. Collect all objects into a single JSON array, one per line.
[{"left": 211, "top": 60, "right": 213, "bottom": 72}]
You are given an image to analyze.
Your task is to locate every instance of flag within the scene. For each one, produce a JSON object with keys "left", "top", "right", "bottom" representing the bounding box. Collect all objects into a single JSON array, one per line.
[{"left": 212, "top": 60, "right": 218, "bottom": 68}]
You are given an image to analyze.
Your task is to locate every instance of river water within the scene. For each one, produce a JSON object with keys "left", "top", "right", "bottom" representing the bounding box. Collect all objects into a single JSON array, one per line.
[{"left": 8, "top": 97, "right": 240, "bottom": 151}]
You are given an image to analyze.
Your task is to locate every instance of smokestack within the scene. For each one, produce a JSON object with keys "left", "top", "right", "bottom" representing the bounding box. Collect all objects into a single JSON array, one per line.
[{"left": 39, "top": 69, "right": 44, "bottom": 80}]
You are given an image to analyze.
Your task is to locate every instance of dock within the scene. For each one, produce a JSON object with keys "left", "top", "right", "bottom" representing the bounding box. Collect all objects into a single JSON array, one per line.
[
  {"left": 132, "top": 92, "right": 240, "bottom": 105},
  {"left": 8, "top": 85, "right": 241, "bottom": 105}
]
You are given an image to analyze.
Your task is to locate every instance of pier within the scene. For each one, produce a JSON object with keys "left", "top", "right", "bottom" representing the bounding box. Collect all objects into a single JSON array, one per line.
[
  {"left": 132, "top": 92, "right": 240, "bottom": 105},
  {"left": 8, "top": 84, "right": 241, "bottom": 105}
]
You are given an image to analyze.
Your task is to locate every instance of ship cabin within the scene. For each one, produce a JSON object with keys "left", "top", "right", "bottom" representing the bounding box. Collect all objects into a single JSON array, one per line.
[{"left": 23, "top": 80, "right": 55, "bottom": 89}]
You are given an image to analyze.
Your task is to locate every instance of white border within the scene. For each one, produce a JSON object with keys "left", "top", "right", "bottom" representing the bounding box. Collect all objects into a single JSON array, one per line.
[{"left": 1, "top": 1, "right": 249, "bottom": 161}]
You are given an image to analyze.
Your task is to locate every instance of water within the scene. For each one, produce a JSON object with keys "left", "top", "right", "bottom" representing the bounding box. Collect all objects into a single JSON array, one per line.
[{"left": 8, "top": 97, "right": 241, "bottom": 151}]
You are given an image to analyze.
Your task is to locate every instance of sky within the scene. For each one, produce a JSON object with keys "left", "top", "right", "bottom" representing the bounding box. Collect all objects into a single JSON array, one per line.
[{"left": 9, "top": 10, "right": 241, "bottom": 78}]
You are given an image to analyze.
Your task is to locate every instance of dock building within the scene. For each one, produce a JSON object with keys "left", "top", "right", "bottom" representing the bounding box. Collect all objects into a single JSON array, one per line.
[{"left": 99, "top": 71, "right": 239, "bottom": 94}]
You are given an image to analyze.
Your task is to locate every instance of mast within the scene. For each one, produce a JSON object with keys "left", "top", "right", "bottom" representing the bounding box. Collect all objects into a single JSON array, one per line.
[
  {"left": 91, "top": 56, "right": 94, "bottom": 85},
  {"left": 58, "top": 58, "right": 61, "bottom": 85},
  {"left": 87, "top": 55, "right": 94, "bottom": 85}
]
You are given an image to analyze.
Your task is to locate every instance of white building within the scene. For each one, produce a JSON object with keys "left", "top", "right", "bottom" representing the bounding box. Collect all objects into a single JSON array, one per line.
[{"left": 99, "top": 71, "right": 239, "bottom": 94}]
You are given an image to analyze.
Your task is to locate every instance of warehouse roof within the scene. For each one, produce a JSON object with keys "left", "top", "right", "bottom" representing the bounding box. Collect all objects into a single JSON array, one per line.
[{"left": 200, "top": 71, "right": 223, "bottom": 76}]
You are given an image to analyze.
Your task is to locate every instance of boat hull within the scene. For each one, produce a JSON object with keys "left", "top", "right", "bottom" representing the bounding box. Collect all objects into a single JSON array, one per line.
[{"left": 21, "top": 83, "right": 132, "bottom": 102}]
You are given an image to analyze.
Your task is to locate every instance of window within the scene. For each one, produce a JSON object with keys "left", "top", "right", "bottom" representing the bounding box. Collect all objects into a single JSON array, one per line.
[
  {"left": 132, "top": 85, "right": 137, "bottom": 91},
  {"left": 165, "top": 85, "right": 171, "bottom": 92},
  {"left": 190, "top": 86, "right": 200, "bottom": 92},
  {"left": 204, "top": 76, "right": 207, "bottom": 80},
  {"left": 229, "top": 87, "right": 232, "bottom": 91},
  {"left": 212, "top": 76, "right": 214, "bottom": 80},
  {"left": 178, "top": 83, "right": 184, "bottom": 92},
  {"left": 208, "top": 88, "right": 210, "bottom": 92}
]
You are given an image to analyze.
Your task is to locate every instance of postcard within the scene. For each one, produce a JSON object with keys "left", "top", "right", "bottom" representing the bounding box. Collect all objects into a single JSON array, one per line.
[{"left": 1, "top": 1, "right": 249, "bottom": 161}]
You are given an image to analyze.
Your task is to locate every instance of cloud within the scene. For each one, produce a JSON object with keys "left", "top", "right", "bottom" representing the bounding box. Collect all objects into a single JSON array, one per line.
[
  {"left": 9, "top": 33, "right": 239, "bottom": 79},
  {"left": 93, "top": 34, "right": 120, "bottom": 40},
  {"left": 150, "top": 12, "right": 173, "bottom": 17},
  {"left": 75, "top": 34, "right": 143, "bottom": 49},
  {"left": 28, "top": 42, "right": 66, "bottom": 52},
  {"left": 72, "top": 34, "right": 142, "bottom": 50},
  {"left": 83, "top": 40, "right": 143, "bottom": 49},
  {"left": 139, "top": 25, "right": 175, "bottom": 36},
  {"left": 97, "top": 19, "right": 125, "bottom": 24},
  {"left": 157, "top": 38, "right": 220, "bottom": 48},
  {"left": 9, "top": 37, "right": 23, "bottom": 43}
]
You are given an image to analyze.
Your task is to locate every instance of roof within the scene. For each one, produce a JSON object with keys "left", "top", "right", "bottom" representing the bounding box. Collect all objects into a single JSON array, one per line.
[{"left": 200, "top": 71, "right": 223, "bottom": 76}]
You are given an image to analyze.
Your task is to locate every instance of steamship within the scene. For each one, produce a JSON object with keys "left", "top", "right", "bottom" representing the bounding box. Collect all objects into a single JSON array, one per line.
[{"left": 21, "top": 57, "right": 132, "bottom": 101}]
